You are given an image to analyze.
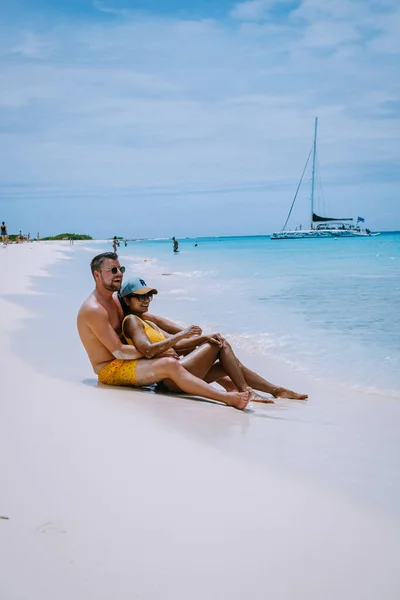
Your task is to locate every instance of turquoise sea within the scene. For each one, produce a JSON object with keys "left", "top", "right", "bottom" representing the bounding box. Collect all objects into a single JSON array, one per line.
[{"left": 96, "top": 233, "right": 400, "bottom": 396}]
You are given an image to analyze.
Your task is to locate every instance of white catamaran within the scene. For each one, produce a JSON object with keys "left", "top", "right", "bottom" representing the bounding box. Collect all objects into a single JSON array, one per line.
[{"left": 271, "top": 118, "right": 379, "bottom": 239}]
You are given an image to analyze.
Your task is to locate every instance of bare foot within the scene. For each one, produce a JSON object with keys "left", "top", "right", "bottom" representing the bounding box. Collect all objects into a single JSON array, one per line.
[
  {"left": 272, "top": 387, "right": 308, "bottom": 400},
  {"left": 250, "top": 391, "right": 275, "bottom": 404},
  {"left": 244, "top": 386, "right": 274, "bottom": 404},
  {"left": 224, "top": 388, "right": 251, "bottom": 410}
]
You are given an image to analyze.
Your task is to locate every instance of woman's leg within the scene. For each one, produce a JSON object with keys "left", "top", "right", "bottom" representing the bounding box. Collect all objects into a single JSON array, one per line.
[
  {"left": 202, "top": 340, "right": 308, "bottom": 401},
  {"left": 238, "top": 363, "right": 308, "bottom": 400},
  {"left": 179, "top": 343, "right": 220, "bottom": 380},
  {"left": 135, "top": 357, "right": 250, "bottom": 409},
  {"left": 177, "top": 342, "right": 253, "bottom": 396},
  {"left": 213, "top": 340, "right": 249, "bottom": 392}
]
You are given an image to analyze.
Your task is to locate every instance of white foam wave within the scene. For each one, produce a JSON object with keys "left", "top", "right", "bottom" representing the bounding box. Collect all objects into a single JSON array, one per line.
[
  {"left": 224, "top": 332, "right": 287, "bottom": 353},
  {"left": 124, "top": 255, "right": 157, "bottom": 264},
  {"left": 172, "top": 270, "right": 219, "bottom": 278}
]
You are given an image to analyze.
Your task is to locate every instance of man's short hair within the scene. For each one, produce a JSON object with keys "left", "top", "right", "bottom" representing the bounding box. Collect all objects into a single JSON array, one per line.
[{"left": 90, "top": 252, "right": 118, "bottom": 275}]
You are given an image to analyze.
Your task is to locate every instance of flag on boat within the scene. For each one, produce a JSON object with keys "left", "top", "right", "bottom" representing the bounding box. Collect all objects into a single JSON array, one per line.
[{"left": 357, "top": 216, "right": 365, "bottom": 223}]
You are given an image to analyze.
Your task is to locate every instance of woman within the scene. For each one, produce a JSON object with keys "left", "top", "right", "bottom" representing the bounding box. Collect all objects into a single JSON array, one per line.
[{"left": 118, "top": 278, "right": 308, "bottom": 403}]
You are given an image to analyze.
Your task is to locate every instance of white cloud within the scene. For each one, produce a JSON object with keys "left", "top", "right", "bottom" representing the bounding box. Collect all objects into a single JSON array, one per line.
[
  {"left": 301, "top": 20, "right": 360, "bottom": 48},
  {"left": 92, "top": 1, "right": 129, "bottom": 16},
  {"left": 230, "top": 0, "right": 277, "bottom": 21},
  {"left": 368, "top": 9, "right": 400, "bottom": 54},
  {"left": 9, "top": 32, "right": 53, "bottom": 59}
]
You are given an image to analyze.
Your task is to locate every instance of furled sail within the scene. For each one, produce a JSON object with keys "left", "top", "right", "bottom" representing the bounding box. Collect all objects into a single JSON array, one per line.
[{"left": 312, "top": 213, "right": 353, "bottom": 223}]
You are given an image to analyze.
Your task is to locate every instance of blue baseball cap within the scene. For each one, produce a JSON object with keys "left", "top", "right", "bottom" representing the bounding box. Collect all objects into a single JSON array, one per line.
[{"left": 119, "top": 277, "right": 158, "bottom": 298}]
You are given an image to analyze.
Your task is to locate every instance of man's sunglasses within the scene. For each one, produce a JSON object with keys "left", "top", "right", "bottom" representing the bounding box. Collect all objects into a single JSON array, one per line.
[
  {"left": 130, "top": 293, "right": 154, "bottom": 301},
  {"left": 106, "top": 266, "right": 126, "bottom": 274}
]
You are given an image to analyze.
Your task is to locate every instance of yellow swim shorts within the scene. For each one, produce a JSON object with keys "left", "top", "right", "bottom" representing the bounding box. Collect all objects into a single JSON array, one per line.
[{"left": 97, "top": 359, "right": 139, "bottom": 387}]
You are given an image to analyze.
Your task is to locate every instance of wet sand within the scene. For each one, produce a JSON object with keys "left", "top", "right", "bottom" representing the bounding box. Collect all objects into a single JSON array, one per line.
[{"left": 1, "top": 241, "right": 399, "bottom": 599}]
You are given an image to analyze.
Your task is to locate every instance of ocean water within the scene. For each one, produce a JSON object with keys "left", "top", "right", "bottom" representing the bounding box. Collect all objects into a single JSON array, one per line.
[{"left": 96, "top": 233, "right": 400, "bottom": 396}]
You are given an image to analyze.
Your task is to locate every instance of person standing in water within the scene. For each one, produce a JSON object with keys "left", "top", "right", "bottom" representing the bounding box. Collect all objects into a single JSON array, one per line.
[
  {"left": 112, "top": 236, "right": 118, "bottom": 252},
  {"left": 1, "top": 221, "right": 8, "bottom": 246},
  {"left": 172, "top": 237, "right": 179, "bottom": 253}
]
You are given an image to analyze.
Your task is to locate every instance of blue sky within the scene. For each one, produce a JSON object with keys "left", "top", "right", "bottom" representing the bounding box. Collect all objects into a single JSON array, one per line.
[{"left": 0, "top": 0, "right": 399, "bottom": 237}]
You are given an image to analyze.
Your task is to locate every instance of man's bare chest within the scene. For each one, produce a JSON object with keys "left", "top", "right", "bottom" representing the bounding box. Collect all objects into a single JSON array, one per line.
[{"left": 105, "top": 305, "right": 122, "bottom": 335}]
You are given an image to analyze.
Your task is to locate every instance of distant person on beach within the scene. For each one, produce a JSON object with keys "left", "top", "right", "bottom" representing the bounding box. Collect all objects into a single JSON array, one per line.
[
  {"left": 112, "top": 237, "right": 118, "bottom": 252},
  {"left": 119, "top": 278, "right": 308, "bottom": 402},
  {"left": 172, "top": 237, "right": 179, "bottom": 253},
  {"left": 37, "top": 232, "right": 40, "bottom": 241},
  {"left": 1, "top": 221, "right": 8, "bottom": 245},
  {"left": 77, "top": 253, "right": 251, "bottom": 410},
  {"left": 18, "top": 231, "right": 23, "bottom": 243}
]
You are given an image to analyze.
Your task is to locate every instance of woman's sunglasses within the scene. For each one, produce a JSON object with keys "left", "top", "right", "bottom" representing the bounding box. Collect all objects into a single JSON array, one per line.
[
  {"left": 106, "top": 266, "right": 126, "bottom": 274},
  {"left": 130, "top": 293, "right": 153, "bottom": 301}
]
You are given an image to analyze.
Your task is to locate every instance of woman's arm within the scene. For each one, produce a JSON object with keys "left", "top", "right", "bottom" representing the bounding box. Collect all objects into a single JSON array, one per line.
[
  {"left": 143, "top": 312, "right": 202, "bottom": 336},
  {"left": 140, "top": 313, "right": 222, "bottom": 353},
  {"left": 173, "top": 334, "right": 219, "bottom": 352},
  {"left": 123, "top": 315, "right": 202, "bottom": 359}
]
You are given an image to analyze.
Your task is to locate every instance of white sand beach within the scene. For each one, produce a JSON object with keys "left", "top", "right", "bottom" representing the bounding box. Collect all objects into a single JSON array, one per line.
[{"left": 1, "top": 242, "right": 400, "bottom": 600}]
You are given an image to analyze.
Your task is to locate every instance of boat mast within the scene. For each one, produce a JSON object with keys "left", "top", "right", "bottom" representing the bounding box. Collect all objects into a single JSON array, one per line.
[{"left": 310, "top": 117, "right": 318, "bottom": 228}]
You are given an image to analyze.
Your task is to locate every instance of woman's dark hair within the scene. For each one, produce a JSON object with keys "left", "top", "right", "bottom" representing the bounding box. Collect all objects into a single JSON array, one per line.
[
  {"left": 118, "top": 292, "right": 132, "bottom": 317},
  {"left": 90, "top": 252, "right": 118, "bottom": 276}
]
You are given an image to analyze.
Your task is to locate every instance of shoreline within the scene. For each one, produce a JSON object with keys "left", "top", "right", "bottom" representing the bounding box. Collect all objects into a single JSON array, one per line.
[{"left": 1, "top": 242, "right": 400, "bottom": 599}]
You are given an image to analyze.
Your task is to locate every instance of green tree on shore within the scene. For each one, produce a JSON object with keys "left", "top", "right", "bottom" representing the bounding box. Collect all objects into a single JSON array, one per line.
[{"left": 39, "top": 233, "right": 93, "bottom": 241}]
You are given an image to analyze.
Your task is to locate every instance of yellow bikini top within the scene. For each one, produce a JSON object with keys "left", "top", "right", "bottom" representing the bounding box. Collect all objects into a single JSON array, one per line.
[{"left": 122, "top": 315, "right": 166, "bottom": 345}]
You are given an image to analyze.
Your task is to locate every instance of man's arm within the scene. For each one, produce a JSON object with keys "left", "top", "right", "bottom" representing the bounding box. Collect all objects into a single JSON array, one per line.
[{"left": 86, "top": 307, "right": 143, "bottom": 360}]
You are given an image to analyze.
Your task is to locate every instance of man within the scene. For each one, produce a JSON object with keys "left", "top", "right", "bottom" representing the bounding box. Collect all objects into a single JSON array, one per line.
[
  {"left": 77, "top": 252, "right": 251, "bottom": 409},
  {"left": 172, "top": 237, "right": 179, "bottom": 253},
  {"left": 77, "top": 253, "right": 140, "bottom": 374}
]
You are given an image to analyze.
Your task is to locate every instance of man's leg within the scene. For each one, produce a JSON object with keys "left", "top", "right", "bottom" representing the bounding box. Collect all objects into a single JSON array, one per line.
[{"left": 135, "top": 357, "right": 250, "bottom": 409}]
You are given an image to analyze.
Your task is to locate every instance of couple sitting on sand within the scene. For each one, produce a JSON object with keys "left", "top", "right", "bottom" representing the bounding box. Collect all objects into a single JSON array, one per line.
[{"left": 77, "top": 252, "right": 307, "bottom": 410}]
